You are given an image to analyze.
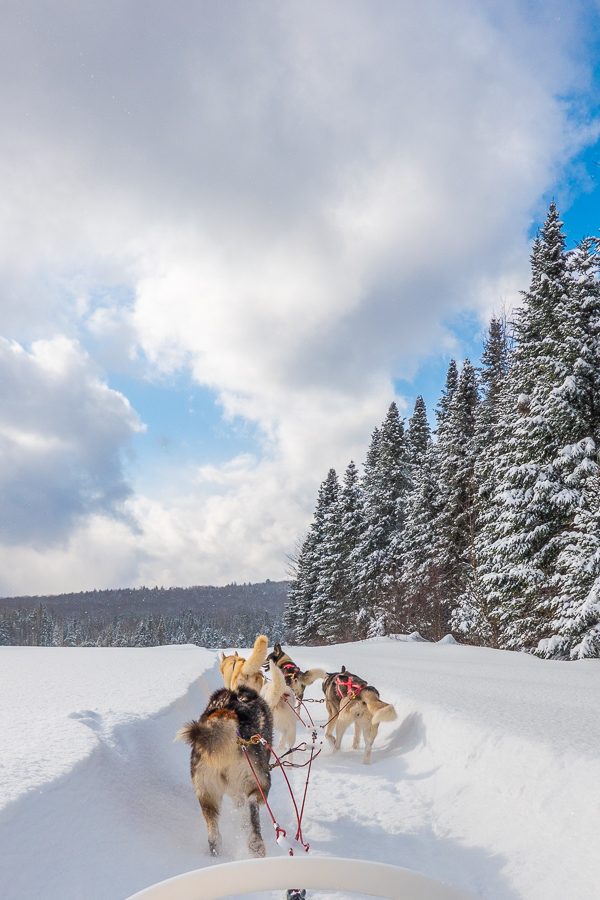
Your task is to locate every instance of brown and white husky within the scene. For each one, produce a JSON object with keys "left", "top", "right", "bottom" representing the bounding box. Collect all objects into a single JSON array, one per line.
[
  {"left": 177, "top": 685, "right": 273, "bottom": 858},
  {"left": 266, "top": 643, "right": 326, "bottom": 702},
  {"left": 322, "top": 666, "right": 396, "bottom": 764}
]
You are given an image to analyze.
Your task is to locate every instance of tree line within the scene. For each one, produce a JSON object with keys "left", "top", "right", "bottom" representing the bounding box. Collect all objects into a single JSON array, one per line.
[
  {"left": 0, "top": 603, "right": 285, "bottom": 649},
  {"left": 284, "top": 204, "right": 600, "bottom": 660}
]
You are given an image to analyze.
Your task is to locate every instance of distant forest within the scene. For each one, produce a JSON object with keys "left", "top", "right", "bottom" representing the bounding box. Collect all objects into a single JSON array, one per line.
[
  {"left": 0, "top": 581, "right": 289, "bottom": 648},
  {"left": 285, "top": 204, "right": 600, "bottom": 660}
]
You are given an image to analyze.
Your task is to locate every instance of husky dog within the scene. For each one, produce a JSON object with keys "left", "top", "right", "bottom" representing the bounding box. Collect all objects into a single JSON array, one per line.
[
  {"left": 260, "top": 659, "right": 298, "bottom": 755},
  {"left": 220, "top": 634, "right": 268, "bottom": 692},
  {"left": 266, "top": 643, "right": 326, "bottom": 702},
  {"left": 177, "top": 685, "right": 273, "bottom": 858},
  {"left": 322, "top": 666, "right": 396, "bottom": 764}
]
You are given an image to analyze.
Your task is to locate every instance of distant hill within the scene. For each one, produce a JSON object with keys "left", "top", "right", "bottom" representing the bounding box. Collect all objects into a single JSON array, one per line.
[{"left": 0, "top": 580, "right": 290, "bottom": 623}]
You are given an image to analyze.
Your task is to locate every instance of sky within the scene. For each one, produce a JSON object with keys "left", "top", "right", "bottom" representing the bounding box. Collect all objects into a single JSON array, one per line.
[{"left": 1, "top": 0, "right": 600, "bottom": 596}]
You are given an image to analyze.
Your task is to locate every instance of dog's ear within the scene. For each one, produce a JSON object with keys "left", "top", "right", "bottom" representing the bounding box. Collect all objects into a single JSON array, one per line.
[
  {"left": 341, "top": 665, "right": 346, "bottom": 673},
  {"left": 234, "top": 651, "right": 239, "bottom": 658},
  {"left": 220, "top": 651, "right": 226, "bottom": 662},
  {"left": 274, "top": 643, "right": 281, "bottom": 654}
]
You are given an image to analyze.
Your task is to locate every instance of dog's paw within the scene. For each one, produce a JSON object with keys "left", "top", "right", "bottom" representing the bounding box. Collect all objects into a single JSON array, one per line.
[
  {"left": 208, "top": 838, "right": 222, "bottom": 857},
  {"left": 249, "top": 839, "right": 266, "bottom": 858}
]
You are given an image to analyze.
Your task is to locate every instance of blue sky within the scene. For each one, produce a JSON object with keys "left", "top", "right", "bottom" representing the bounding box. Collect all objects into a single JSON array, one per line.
[{"left": 0, "top": 0, "right": 600, "bottom": 594}]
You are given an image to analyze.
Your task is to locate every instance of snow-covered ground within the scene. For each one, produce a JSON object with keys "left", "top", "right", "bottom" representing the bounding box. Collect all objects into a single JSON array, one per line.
[{"left": 1, "top": 640, "right": 599, "bottom": 900}]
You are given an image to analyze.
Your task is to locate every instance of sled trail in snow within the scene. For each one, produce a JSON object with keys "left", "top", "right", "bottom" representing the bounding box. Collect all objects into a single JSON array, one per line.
[{"left": 0, "top": 641, "right": 599, "bottom": 900}]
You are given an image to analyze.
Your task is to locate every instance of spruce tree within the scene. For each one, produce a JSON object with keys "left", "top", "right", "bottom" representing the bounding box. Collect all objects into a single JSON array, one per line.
[
  {"left": 353, "top": 403, "right": 411, "bottom": 635},
  {"left": 433, "top": 359, "right": 480, "bottom": 634},
  {"left": 314, "top": 461, "right": 364, "bottom": 643},
  {"left": 436, "top": 359, "right": 458, "bottom": 428},
  {"left": 284, "top": 469, "right": 339, "bottom": 644},
  {"left": 407, "top": 396, "right": 430, "bottom": 468},
  {"left": 536, "top": 236, "right": 600, "bottom": 657},
  {"left": 476, "top": 203, "right": 574, "bottom": 649},
  {"left": 400, "top": 437, "right": 444, "bottom": 637},
  {"left": 453, "top": 317, "right": 510, "bottom": 644}
]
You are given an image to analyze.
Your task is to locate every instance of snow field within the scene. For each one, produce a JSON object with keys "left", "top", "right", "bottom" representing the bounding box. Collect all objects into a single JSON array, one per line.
[{"left": 1, "top": 641, "right": 599, "bottom": 900}]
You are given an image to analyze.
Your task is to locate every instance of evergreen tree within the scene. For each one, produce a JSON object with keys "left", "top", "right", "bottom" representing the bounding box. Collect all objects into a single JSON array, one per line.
[
  {"left": 399, "top": 438, "right": 444, "bottom": 637},
  {"left": 435, "top": 359, "right": 458, "bottom": 429},
  {"left": 476, "top": 204, "right": 575, "bottom": 649},
  {"left": 453, "top": 317, "right": 510, "bottom": 644},
  {"left": 433, "top": 359, "right": 480, "bottom": 633},
  {"left": 535, "top": 236, "right": 600, "bottom": 657},
  {"left": 284, "top": 469, "right": 339, "bottom": 644},
  {"left": 353, "top": 403, "right": 411, "bottom": 635},
  {"left": 313, "top": 461, "right": 364, "bottom": 643},
  {"left": 407, "top": 396, "right": 430, "bottom": 468}
]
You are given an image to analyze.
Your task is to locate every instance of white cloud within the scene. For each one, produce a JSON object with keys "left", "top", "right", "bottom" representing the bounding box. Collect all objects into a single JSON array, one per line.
[
  {"left": 0, "top": 336, "right": 142, "bottom": 550},
  {"left": 0, "top": 0, "right": 597, "bottom": 591}
]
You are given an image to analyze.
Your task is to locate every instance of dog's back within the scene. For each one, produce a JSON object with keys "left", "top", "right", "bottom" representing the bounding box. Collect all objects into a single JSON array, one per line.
[
  {"left": 177, "top": 685, "right": 273, "bottom": 857},
  {"left": 322, "top": 666, "right": 396, "bottom": 763}
]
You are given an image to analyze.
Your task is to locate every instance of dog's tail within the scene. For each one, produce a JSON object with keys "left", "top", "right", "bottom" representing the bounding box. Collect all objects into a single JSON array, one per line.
[
  {"left": 242, "top": 634, "right": 269, "bottom": 676},
  {"left": 176, "top": 719, "right": 205, "bottom": 745},
  {"left": 260, "top": 660, "right": 288, "bottom": 708},
  {"left": 298, "top": 667, "right": 327, "bottom": 686},
  {"left": 362, "top": 688, "right": 397, "bottom": 725},
  {"left": 176, "top": 710, "right": 239, "bottom": 757}
]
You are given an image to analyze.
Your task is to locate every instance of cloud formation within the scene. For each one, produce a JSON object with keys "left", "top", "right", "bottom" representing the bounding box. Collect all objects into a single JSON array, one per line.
[
  {"left": 0, "top": 0, "right": 597, "bottom": 591},
  {"left": 0, "top": 336, "right": 141, "bottom": 548}
]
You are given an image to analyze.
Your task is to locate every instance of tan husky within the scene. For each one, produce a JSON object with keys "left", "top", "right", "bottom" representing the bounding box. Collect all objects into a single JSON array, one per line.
[
  {"left": 219, "top": 634, "right": 268, "bottom": 692},
  {"left": 322, "top": 666, "right": 396, "bottom": 764}
]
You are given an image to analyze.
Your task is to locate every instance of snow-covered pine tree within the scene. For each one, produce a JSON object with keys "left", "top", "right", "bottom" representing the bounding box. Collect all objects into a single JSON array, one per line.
[
  {"left": 284, "top": 468, "right": 339, "bottom": 644},
  {"left": 436, "top": 359, "right": 458, "bottom": 428},
  {"left": 477, "top": 314, "right": 510, "bottom": 455},
  {"left": 400, "top": 363, "right": 460, "bottom": 639},
  {"left": 432, "top": 359, "right": 480, "bottom": 633},
  {"left": 399, "top": 436, "right": 443, "bottom": 637},
  {"left": 407, "top": 396, "right": 430, "bottom": 469},
  {"left": 476, "top": 203, "right": 574, "bottom": 650},
  {"left": 536, "top": 236, "right": 600, "bottom": 657},
  {"left": 452, "top": 317, "right": 510, "bottom": 644},
  {"left": 352, "top": 403, "right": 411, "bottom": 636},
  {"left": 313, "top": 460, "right": 365, "bottom": 643}
]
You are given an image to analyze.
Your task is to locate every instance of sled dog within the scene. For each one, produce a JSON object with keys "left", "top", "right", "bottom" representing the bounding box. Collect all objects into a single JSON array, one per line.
[
  {"left": 266, "top": 643, "right": 326, "bottom": 701},
  {"left": 322, "top": 666, "right": 396, "bottom": 764},
  {"left": 220, "top": 634, "right": 268, "bottom": 692},
  {"left": 176, "top": 685, "right": 273, "bottom": 858},
  {"left": 260, "top": 659, "right": 298, "bottom": 755}
]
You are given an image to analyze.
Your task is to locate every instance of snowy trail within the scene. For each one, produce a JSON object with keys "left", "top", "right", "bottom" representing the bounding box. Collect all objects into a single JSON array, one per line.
[{"left": 1, "top": 641, "right": 599, "bottom": 900}]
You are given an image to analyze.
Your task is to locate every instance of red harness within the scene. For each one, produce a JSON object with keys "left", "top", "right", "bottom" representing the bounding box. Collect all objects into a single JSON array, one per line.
[
  {"left": 282, "top": 662, "right": 300, "bottom": 682},
  {"left": 335, "top": 675, "right": 365, "bottom": 700}
]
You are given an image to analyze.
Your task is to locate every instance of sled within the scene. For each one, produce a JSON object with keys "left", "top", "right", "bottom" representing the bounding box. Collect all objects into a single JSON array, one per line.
[{"left": 124, "top": 855, "right": 477, "bottom": 899}]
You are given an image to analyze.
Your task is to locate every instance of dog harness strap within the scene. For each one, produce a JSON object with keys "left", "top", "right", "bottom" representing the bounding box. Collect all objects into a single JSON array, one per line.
[
  {"left": 335, "top": 675, "right": 364, "bottom": 699},
  {"left": 282, "top": 662, "right": 300, "bottom": 680}
]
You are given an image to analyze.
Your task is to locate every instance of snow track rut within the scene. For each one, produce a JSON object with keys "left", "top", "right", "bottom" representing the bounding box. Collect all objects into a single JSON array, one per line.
[{"left": 1, "top": 642, "right": 600, "bottom": 900}]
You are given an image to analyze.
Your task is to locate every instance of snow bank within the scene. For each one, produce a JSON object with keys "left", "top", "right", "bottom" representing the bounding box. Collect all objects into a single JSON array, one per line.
[{"left": 1, "top": 641, "right": 599, "bottom": 900}]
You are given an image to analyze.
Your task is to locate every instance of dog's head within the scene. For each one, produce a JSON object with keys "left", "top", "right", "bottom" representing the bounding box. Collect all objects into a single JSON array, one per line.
[
  {"left": 219, "top": 650, "right": 240, "bottom": 679},
  {"left": 265, "top": 642, "right": 285, "bottom": 667}
]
